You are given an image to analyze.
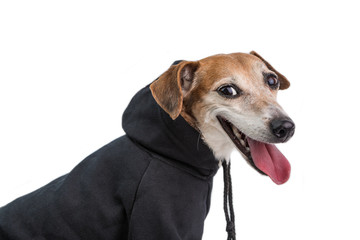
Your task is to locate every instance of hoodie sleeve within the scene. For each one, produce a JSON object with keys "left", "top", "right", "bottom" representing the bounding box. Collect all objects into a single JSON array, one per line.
[{"left": 128, "top": 159, "right": 211, "bottom": 240}]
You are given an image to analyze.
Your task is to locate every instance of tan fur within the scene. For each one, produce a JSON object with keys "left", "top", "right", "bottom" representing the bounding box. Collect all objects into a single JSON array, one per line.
[
  {"left": 150, "top": 52, "right": 290, "bottom": 160},
  {"left": 250, "top": 51, "right": 290, "bottom": 90},
  {"left": 150, "top": 61, "right": 199, "bottom": 120}
]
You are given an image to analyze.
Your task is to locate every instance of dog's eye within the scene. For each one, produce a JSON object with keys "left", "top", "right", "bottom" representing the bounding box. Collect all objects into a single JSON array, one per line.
[
  {"left": 217, "top": 85, "right": 240, "bottom": 98},
  {"left": 266, "top": 75, "right": 279, "bottom": 89}
]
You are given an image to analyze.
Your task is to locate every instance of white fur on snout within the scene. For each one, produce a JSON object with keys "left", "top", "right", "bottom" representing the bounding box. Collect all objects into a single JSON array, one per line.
[{"left": 196, "top": 91, "right": 289, "bottom": 160}]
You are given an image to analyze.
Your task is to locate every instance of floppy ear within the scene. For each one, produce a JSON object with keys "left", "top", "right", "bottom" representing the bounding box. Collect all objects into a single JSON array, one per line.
[
  {"left": 250, "top": 51, "right": 290, "bottom": 90},
  {"left": 150, "top": 61, "right": 199, "bottom": 120}
]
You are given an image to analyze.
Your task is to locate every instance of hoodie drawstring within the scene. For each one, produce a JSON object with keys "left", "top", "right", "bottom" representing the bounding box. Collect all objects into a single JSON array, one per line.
[{"left": 222, "top": 161, "right": 236, "bottom": 240}]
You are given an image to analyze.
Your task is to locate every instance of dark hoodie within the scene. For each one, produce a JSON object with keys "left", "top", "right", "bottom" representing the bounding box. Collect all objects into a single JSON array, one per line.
[{"left": 0, "top": 85, "right": 219, "bottom": 240}]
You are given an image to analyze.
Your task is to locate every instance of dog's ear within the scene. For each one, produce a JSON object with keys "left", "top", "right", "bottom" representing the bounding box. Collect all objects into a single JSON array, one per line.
[
  {"left": 150, "top": 61, "right": 199, "bottom": 120},
  {"left": 250, "top": 51, "right": 290, "bottom": 90}
]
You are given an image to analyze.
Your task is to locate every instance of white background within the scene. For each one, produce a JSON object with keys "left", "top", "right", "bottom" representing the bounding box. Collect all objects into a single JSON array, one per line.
[{"left": 1, "top": 1, "right": 359, "bottom": 239}]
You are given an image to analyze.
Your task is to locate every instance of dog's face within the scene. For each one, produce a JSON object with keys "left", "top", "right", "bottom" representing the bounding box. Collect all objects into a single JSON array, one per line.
[{"left": 151, "top": 51, "right": 295, "bottom": 184}]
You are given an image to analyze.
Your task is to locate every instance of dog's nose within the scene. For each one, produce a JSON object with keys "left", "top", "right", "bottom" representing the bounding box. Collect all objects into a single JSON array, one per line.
[{"left": 270, "top": 118, "right": 295, "bottom": 142}]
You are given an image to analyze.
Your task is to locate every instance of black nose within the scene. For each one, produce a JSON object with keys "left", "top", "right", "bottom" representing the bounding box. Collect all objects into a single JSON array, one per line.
[{"left": 270, "top": 118, "right": 295, "bottom": 142}]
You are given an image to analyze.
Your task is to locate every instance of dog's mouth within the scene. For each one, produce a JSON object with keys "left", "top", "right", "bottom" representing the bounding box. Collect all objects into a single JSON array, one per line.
[{"left": 217, "top": 116, "right": 291, "bottom": 185}]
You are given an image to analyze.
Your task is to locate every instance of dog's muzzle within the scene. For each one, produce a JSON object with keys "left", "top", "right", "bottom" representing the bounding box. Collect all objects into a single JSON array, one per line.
[{"left": 217, "top": 115, "right": 293, "bottom": 185}]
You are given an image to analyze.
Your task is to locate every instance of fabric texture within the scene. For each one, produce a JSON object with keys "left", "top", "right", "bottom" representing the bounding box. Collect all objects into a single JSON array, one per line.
[{"left": 0, "top": 85, "right": 219, "bottom": 240}]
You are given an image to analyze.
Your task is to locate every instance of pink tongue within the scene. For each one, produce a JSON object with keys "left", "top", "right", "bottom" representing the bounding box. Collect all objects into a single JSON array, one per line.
[{"left": 247, "top": 138, "right": 291, "bottom": 185}]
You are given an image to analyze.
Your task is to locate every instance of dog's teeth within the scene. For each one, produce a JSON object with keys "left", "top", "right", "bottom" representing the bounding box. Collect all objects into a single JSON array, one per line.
[
  {"left": 240, "top": 139, "right": 246, "bottom": 147},
  {"left": 232, "top": 126, "right": 242, "bottom": 138}
]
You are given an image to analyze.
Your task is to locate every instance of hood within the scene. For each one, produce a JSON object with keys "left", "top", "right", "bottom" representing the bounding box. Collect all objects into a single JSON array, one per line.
[{"left": 122, "top": 85, "right": 219, "bottom": 177}]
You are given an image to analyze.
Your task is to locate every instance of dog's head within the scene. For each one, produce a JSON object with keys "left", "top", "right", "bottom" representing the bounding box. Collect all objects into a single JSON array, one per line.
[{"left": 150, "top": 51, "right": 295, "bottom": 184}]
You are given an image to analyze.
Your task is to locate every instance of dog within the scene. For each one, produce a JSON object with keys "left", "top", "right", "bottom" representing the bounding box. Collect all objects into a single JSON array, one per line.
[{"left": 0, "top": 51, "right": 294, "bottom": 240}]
